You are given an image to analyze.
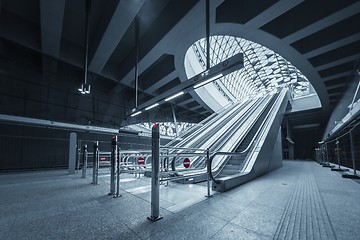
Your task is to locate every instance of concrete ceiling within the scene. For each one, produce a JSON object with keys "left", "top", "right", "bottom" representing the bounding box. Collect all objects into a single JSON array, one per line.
[{"left": 0, "top": 0, "right": 359, "bottom": 130}]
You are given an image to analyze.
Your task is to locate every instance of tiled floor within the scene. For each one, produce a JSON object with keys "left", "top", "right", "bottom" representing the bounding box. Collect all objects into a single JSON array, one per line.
[{"left": 1, "top": 160, "right": 359, "bottom": 239}]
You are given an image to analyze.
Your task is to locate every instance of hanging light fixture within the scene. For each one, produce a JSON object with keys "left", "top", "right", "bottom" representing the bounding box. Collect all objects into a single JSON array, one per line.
[
  {"left": 79, "top": 0, "right": 91, "bottom": 95},
  {"left": 78, "top": 84, "right": 91, "bottom": 94}
]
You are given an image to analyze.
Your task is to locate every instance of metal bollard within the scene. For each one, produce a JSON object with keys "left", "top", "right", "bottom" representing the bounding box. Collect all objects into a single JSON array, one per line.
[
  {"left": 115, "top": 147, "right": 121, "bottom": 198},
  {"left": 148, "top": 123, "right": 162, "bottom": 221},
  {"left": 109, "top": 136, "right": 117, "bottom": 195},
  {"left": 92, "top": 141, "right": 99, "bottom": 185},
  {"left": 206, "top": 149, "right": 212, "bottom": 198},
  {"left": 325, "top": 143, "right": 329, "bottom": 165},
  {"left": 81, "top": 145, "right": 88, "bottom": 178},
  {"left": 336, "top": 139, "right": 341, "bottom": 169},
  {"left": 349, "top": 130, "right": 357, "bottom": 175}
]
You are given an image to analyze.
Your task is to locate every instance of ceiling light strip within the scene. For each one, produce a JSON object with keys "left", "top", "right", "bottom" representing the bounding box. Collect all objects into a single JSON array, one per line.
[{"left": 165, "top": 91, "right": 184, "bottom": 101}]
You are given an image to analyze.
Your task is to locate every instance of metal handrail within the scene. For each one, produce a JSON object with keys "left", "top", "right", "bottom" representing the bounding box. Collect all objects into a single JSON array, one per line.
[
  {"left": 169, "top": 100, "right": 246, "bottom": 151},
  {"left": 160, "top": 146, "right": 208, "bottom": 152},
  {"left": 208, "top": 152, "right": 246, "bottom": 184},
  {"left": 209, "top": 92, "right": 278, "bottom": 174},
  {"left": 324, "top": 121, "right": 360, "bottom": 144}
]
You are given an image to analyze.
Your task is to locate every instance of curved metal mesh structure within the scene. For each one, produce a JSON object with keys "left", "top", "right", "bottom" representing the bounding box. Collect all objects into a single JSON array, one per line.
[
  {"left": 191, "top": 35, "right": 312, "bottom": 101},
  {"left": 132, "top": 122, "right": 198, "bottom": 137}
]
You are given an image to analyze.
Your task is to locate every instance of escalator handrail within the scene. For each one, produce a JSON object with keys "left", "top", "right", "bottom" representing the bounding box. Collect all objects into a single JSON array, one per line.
[
  {"left": 200, "top": 94, "right": 274, "bottom": 171},
  {"left": 165, "top": 101, "right": 240, "bottom": 147},
  {"left": 176, "top": 98, "right": 262, "bottom": 169},
  {"left": 172, "top": 100, "right": 249, "bottom": 149},
  {"left": 211, "top": 94, "right": 274, "bottom": 155},
  {"left": 242, "top": 88, "right": 288, "bottom": 172},
  {"left": 168, "top": 100, "right": 254, "bottom": 168},
  {"left": 208, "top": 151, "right": 242, "bottom": 184},
  {"left": 209, "top": 89, "right": 288, "bottom": 182}
]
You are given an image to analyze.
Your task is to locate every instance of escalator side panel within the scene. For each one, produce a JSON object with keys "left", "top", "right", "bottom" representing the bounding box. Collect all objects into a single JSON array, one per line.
[{"left": 213, "top": 89, "right": 289, "bottom": 192}]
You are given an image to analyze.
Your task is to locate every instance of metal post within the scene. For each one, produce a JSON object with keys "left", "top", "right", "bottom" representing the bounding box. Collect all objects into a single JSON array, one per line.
[
  {"left": 81, "top": 144, "right": 88, "bottom": 178},
  {"left": 115, "top": 147, "right": 121, "bottom": 198},
  {"left": 148, "top": 123, "right": 162, "bottom": 221},
  {"left": 92, "top": 141, "right": 99, "bottom": 185},
  {"left": 325, "top": 143, "right": 329, "bottom": 165},
  {"left": 83, "top": 0, "right": 91, "bottom": 86},
  {"left": 76, "top": 140, "right": 80, "bottom": 173},
  {"left": 206, "top": 149, "right": 212, "bottom": 198},
  {"left": 205, "top": 0, "right": 210, "bottom": 70},
  {"left": 332, "top": 139, "right": 348, "bottom": 172},
  {"left": 349, "top": 130, "right": 357, "bottom": 175},
  {"left": 109, "top": 136, "right": 117, "bottom": 195},
  {"left": 134, "top": 16, "right": 139, "bottom": 108},
  {"left": 336, "top": 139, "right": 341, "bottom": 169},
  {"left": 171, "top": 105, "right": 179, "bottom": 137}
]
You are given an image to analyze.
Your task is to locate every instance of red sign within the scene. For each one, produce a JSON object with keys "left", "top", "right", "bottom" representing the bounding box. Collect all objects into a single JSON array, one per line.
[
  {"left": 138, "top": 157, "right": 145, "bottom": 165},
  {"left": 100, "top": 157, "right": 106, "bottom": 161},
  {"left": 183, "top": 158, "right": 190, "bottom": 168}
]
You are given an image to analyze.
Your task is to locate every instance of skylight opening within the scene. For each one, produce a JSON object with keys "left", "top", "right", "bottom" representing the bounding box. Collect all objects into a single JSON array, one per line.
[{"left": 185, "top": 35, "right": 318, "bottom": 104}]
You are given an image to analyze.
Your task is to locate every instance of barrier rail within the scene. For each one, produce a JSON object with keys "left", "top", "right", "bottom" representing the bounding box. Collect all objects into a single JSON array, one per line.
[{"left": 320, "top": 121, "right": 360, "bottom": 179}]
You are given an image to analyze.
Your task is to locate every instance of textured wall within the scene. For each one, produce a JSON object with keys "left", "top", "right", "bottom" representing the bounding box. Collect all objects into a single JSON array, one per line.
[{"left": 0, "top": 123, "right": 171, "bottom": 171}]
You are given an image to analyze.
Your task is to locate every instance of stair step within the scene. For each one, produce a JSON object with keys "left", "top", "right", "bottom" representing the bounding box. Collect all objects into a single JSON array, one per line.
[
  {"left": 221, "top": 169, "right": 240, "bottom": 175},
  {"left": 223, "top": 164, "right": 240, "bottom": 170}
]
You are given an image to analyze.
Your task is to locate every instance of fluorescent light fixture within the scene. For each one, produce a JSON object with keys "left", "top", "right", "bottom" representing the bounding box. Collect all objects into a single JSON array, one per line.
[
  {"left": 130, "top": 111, "right": 142, "bottom": 117},
  {"left": 165, "top": 91, "right": 184, "bottom": 101},
  {"left": 84, "top": 85, "right": 91, "bottom": 94},
  {"left": 145, "top": 103, "right": 159, "bottom": 111},
  {"left": 78, "top": 84, "right": 85, "bottom": 93},
  {"left": 78, "top": 84, "right": 91, "bottom": 94},
  {"left": 193, "top": 73, "right": 223, "bottom": 89}
]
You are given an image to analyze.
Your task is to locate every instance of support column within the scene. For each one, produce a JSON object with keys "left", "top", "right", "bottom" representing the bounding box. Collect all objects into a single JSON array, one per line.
[
  {"left": 171, "top": 105, "right": 179, "bottom": 137},
  {"left": 68, "top": 132, "right": 77, "bottom": 174}
]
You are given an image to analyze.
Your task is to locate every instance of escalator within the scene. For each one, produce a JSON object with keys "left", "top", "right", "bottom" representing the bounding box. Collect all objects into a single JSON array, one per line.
[
  {"left": 167, "top": 93, "right": 276, "bottom": 182},
  {"left": 170, "top": 99, "right": 253, "bottom": 150},
  {"left": 170, "top": 96, "right": 265, "bottom": 171},
  {"left": 216, "top": 92, "right": 280, "bottom": 178},
  {"left": 211, "top": 88, "right": 289, "bottom": 191}
]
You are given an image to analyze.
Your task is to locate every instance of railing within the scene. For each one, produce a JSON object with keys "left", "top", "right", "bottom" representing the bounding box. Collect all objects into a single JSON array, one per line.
[{"left": 319, "top": 121, "right": 360, "bottom": 176}]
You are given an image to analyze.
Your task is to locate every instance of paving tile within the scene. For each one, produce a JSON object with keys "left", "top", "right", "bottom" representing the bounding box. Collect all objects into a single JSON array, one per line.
[
  {"left": 1, "top": 161, "right": 360, "bottom": 240},
  {"left": 145, "top": 211, "right": 227, "bottom": 240},
  {"left": 210, "top": 223, "right": 272, "bottom": 240},
  {"left": 230, "top": 202, "right": 283, "bottom": 238}
]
